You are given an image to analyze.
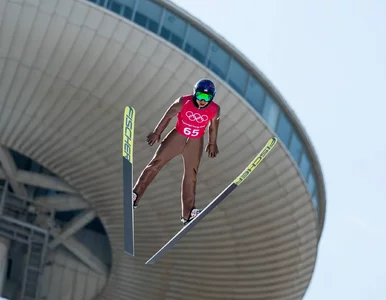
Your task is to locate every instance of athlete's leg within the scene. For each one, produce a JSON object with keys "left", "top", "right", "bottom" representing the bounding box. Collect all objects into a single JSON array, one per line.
[
  {"left": 181, "top": 136, "right": 204, "bottom": 220},
  {"left": 133, "top": 128, "right": 186, "bottom": 206}
]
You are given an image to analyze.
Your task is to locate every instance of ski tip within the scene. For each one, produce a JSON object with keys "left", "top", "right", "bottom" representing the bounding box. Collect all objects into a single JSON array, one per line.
[
  {"left": 233, "top": 136, "right": 278, "bottom": 186},
  {"left": 269, "top": 136, "right": 278, "bottom": 148},
  {"left": 122, "top": 106, "right": 135, "bottom": 163}
]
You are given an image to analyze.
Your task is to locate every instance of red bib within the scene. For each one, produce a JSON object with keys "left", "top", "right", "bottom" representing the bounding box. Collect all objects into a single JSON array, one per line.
[{"left": 175, "top": 95, "right": 219, "bottom": 138}]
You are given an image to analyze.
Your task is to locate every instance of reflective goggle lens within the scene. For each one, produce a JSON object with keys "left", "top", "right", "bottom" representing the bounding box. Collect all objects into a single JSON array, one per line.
[{"left": 196, "top": 91, "right": 212, "bottom": 102}]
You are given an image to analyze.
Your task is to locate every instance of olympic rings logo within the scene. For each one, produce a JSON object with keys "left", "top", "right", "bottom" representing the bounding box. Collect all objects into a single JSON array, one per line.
[{"left": 185, "top": 111, "right": 208, "bottom": 123}]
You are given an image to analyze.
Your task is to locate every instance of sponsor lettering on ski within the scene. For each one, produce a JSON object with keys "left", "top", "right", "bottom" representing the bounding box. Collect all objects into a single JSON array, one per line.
[
  {"left": 123, "top": 107, "right": 134, "bottom": 163},
  {"left": 234, "top": 137, "right": 277, "bottom": 185}
]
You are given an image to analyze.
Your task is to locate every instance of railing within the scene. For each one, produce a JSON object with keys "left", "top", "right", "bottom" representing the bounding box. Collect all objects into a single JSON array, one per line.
[{"left": 0, "top": 182, "right": 50, "bottom": 300}]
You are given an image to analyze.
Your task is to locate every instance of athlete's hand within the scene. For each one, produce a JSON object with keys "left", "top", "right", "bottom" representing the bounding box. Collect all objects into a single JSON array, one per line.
[
  {"left": 205, "top": 143, "right": 219, "bottom": 158},
  {"left": 146, "top": 132, "right": 160, "bottom": 146}
]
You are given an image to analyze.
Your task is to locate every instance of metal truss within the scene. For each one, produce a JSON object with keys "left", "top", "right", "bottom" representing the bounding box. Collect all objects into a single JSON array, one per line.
[{"left": 0, "top": 145, "right": 109, "bottom": 300}]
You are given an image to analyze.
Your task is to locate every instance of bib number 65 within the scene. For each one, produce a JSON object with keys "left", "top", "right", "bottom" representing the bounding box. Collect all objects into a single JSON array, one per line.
[{"left": 184, "top": 127, "right": 199, "bottom": 137}]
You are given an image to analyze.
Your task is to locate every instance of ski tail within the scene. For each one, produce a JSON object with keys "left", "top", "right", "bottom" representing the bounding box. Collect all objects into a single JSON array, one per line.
[
  {"left": 145, "top": 136, "right": 278, "bottom": 264},
  {"left": 122, "top": 106, "right": 135, "bottom": 256}
]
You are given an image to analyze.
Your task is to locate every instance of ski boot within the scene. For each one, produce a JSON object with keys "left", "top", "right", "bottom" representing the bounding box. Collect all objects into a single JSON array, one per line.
[
  {"left": 132, "top": 191, "right": 138, "bottom": 209},
  {"left": 181, "top": 208, "right": 202, "bottom": 226}
]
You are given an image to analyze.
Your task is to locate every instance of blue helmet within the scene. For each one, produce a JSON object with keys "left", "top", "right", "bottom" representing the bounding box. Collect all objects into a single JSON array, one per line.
[{"left": 193, "top": 79, "right": 216, "bottom": 102}]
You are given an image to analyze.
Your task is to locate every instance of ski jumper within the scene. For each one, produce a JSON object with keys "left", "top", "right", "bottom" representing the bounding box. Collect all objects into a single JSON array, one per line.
[{"left": 133, "top": 95, "right": 219, "bottom": 219}]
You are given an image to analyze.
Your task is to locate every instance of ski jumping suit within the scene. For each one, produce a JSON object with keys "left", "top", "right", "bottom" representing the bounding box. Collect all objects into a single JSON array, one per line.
[{"left": 133, "top": 95, "right": 219, "bottom": 218}]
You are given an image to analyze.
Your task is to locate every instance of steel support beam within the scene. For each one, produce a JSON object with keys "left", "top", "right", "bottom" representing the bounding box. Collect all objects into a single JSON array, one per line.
[
  {"left": 0, "top": 146, "right": 28, "bottom": 197},
  {"left": 49, "top": 209, "right": 96, "bottom": 248},
  {"left": 16, "top": 170, "right": 76, "bottom": 193},
  {"left": 63, "top": 237, "right": 108, "bottom": 275},
  {"left": 34, "top": 194, "right": 89, "bottom": 212}
]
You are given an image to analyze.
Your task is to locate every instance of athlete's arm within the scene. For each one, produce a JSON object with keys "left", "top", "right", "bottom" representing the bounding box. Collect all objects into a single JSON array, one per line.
[
  {"left": 153, "top": 97, "right": 183, "bottom": 135},
  {"left": 206, "top": 107, "right": 220, "bottom": 158},
  {"left": 208, "top": 106, "right": 220, "bottom": 145}
]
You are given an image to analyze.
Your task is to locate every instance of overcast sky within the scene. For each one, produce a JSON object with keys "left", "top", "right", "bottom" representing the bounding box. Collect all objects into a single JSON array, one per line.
[{"left": 172, "top": 0, "right": 386, "bottom": 299}]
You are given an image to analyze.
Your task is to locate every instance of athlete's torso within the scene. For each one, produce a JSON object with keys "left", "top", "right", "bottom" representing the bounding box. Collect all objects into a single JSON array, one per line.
[{"left": 175, "top": 95, "right": 219, "bottom": 138}]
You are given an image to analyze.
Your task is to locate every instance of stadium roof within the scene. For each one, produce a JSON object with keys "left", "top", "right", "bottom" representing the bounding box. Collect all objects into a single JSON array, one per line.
[{"left": 0, "top": 0, "right": 326, "bottom": 299}]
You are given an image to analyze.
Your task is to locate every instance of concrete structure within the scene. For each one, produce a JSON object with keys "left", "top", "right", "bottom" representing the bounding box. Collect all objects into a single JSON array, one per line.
[
  {"left": 0, "top": 0, "right": 326, "bottom": 299},
  {"left": 0, "top": 236, "right": 10, "bottom": 295}
]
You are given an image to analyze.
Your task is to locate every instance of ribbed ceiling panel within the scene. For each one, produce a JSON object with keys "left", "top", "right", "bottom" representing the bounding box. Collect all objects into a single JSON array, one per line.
[{"left": 0, "top": 1, "right": 320, "bottom": 299}]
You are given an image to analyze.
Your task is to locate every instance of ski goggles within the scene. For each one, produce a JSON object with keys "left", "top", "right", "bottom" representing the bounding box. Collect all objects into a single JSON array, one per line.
[{"left": 195, "top": 91, "right": 213, "bottom": 102}]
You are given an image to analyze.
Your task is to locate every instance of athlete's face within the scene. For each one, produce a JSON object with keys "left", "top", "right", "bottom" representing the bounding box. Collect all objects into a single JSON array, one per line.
[
  {"left": 195, "top": 91, "right": 213, "bottom": 108},
  {"left": 196, "top": 99, "right": 208, "bottom": 108}
]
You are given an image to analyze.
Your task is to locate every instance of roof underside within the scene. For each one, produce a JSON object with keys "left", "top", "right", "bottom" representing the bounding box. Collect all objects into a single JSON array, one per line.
[{"left": 0, "top": 0, "right": 319, "bottom": 299}]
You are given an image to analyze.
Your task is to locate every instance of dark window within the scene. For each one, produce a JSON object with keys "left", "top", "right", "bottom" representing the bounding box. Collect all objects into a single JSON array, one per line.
[
  {"left": 160, "top": 10, "right": 187, "bottom": 49},
  {"left": 133, "top": 0, "right": 162, "bottom": 34},
  {"left": 261, "top": 94, "right": 280, "bottom": 129},
  {"left": 276, "top": 112, "right": 292, "bottom": 146},
  {"left": 288, "top": 131, "right": 302, "bottom": 163},
  {"left": 245, "top": 75, "right": 265, "bottom": 113},
  {"left": 109, "top": 1, "right": 123, "bottom": 14},
  {"left": 183, "top": 25, "right": 209, "bottom": 64},
  {"left": 121, "top": 0, "right": 135, "bottom": 19},
  {"left": 88, "top": 0, "right": 106, "bottom": 4},
  {"left": 207, "top": 41, "right": 230, "bottom": 79},
  {"left": 7, "top": 259, "right": 12, "bottom": 279},
  {"left": 312, "top": 193, "right": 319, "bottom": 215},
  {"left": 227, "top": 58, "right": 248, "bottom": 94},
  {"left": 307, "top": 171, "right": 316, "bottom": 195},
  {"left": 299, "top": 151, "right": 311, "bottom": 180}
]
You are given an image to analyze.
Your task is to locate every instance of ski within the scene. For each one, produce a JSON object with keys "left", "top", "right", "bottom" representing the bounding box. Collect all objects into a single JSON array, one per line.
[
  {"left": 145, "top": 136, "right": 278, "bottom": 264},
  {"left": 122, "top": 106, "right": 136, "bottom": 256}
]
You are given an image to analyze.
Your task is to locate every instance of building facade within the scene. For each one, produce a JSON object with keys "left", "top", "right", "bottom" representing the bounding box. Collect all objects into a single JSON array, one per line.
[{"left": 0, "top": 0, "right": 326, "bottom": 299}]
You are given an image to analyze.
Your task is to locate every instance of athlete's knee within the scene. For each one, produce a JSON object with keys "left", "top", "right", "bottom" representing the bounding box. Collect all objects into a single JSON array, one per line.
[
  {"left": 183, "top": 167, "right": 198, "bottom": 182},
  {"left": 147, "top": 157, "right": 167, "bottom": 172}
]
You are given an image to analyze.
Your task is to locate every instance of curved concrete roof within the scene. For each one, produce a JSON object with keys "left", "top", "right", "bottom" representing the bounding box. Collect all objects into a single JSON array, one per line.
[{"left": 0, "top": 0, "right": 324, "bottom": 299}]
